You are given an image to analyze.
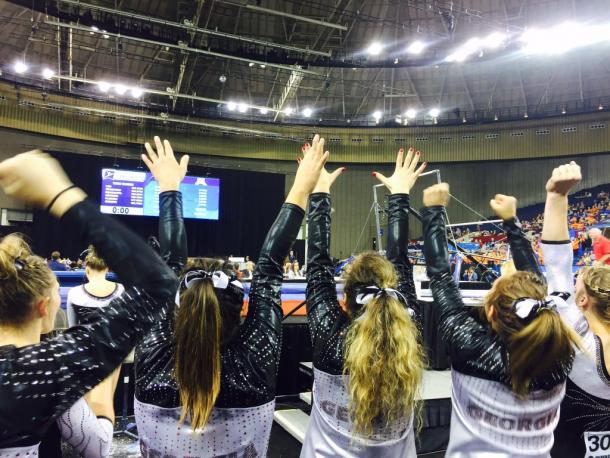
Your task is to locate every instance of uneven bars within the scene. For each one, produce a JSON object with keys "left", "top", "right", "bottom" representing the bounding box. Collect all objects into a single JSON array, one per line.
[{"left": 447, "top": 219, "right": 503, "bottom": 227}]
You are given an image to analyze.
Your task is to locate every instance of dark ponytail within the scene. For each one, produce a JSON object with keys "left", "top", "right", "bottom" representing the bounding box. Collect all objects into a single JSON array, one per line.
[{"left": 174, "top": 278, "right": 222, "bottom": 429}]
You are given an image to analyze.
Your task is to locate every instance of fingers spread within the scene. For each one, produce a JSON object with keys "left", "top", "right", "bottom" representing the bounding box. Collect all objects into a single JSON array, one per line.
[
  {"left": 144, "top": 142, "right": 158, "bottom": 162},
  {"left": 164, "top": 139, "right": 175, "bottom": 159},
  {"left": 395, "top": 148, "right": 404, "bottom": 171},
  {"left": 179, "top": 154, "right": 190, "bottom": 170},
  {"left": 153, "top": 136, "right": 164, "bottom": 158}
]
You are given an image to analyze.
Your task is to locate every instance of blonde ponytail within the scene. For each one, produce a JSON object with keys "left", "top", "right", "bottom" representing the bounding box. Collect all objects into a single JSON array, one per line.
[{"left": 343, "top": 252, "right": 425, "bottom": 438}]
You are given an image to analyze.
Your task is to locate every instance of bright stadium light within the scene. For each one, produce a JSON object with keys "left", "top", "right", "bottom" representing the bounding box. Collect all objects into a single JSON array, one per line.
[
  {"left": 407, "top": 40, "right": 426, "bottom": 54},
  {"left": 130, "top": 87, "right": 144, "bottom": 98},
  {"left": 114, "top": 84, "right": 127, "bottom": 95},
  {"left": 259, "top": 107, "right": 269, "bottom": 115},
  {"left": 42, "top": 68, "right": 55, "bottom": 79},
  {"left": 428, "top": 108, "right": 440, "bottom": 118},
  {"left": 405, "top": 108, "right": 417, "bottom": 119},
  {"left": 372, "top": 110, "right": 382, "bottom": 122},
  {"left": 98, "top": 81, "right": 111, "bottom": 93},
  {"left": 367, "top": 42, "right": 383, "bottom": 56},
  {"left": 446, "top": 37, "right": 481, "bottom": 62},
  {"left": 484, "top": 32, "right": 508, "bottom": 49},
  {"left": 13, "top": 61, "right": 28, "bottom": 74},
  {"left": 227, "top": 101, "right": 237, "bottom": 111},
  {"left": 284, "top": 107, "right": 294, "bottom": 115},
  {"left": 303, "top": 107, "right": 313, "bottom": 118},
  {"left": 237, "top": 102, "right": 248, "bottom": 113}
]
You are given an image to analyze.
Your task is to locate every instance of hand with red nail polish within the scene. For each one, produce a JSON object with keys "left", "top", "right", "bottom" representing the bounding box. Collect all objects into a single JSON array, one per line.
[
  {"left": 297, "top": 136, "right": 346, "bottom": 194},
  {"left": 373, "top": 146, "right": 427, "bottom": 195}
]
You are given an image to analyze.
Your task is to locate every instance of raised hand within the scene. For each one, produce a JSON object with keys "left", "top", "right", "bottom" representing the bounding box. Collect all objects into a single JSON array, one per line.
[
  {"left": 490, "top": 194, "right": 517, "bottom": 221},
  {"left": 286, "top": 134, "right": 329, "bottom": 209},
  {"left": 545, "top": 161, "right": 581, "bottom": 196},
  {"left": 0, "top": 150, "right": 86, "bottom": 217},
  {"left": 374, "top": 147, "right": 427, "bottom": 195},
  {"left": 423, "top": 183, "right": 450, "bottom": 207},
  {"left": 300, "top": 142, "right": 345, "bottom": 194},
  {"left": 142, "top": 136, "right": 190, "bottom": 192}
]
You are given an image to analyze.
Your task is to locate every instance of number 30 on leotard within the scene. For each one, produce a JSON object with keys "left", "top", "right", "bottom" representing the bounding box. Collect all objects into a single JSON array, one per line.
[{"left": 585, "top": 431, "right": 610, "bottom": 457}]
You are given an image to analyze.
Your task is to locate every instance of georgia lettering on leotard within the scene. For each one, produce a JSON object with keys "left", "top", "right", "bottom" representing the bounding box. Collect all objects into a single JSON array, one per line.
[
  {"left": 467, "top": 402, "right": 559, "bottom": 431},
  {"left": 140, "top": 440, "right": 261, "bottom": 458}
]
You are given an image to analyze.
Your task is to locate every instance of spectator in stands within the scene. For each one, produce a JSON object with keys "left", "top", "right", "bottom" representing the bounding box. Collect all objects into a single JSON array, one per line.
[
  {"left": 134, "top": 135, "right": 328, "bottom": 457},
  {"left": 302, "top": 147, "right": 425, "bottom": 456},
  {"left": 47, "top": 250, "right": 67, "bottom": 271},
  {"left": 244, "top": 255, "right": 255, "bottom": 279},
  {"left": 589, "top": 227, "right": 610, "bottom": 265},
  {"left": 0, "top": 150, "right": 176, "bottom": 457},
  {"left": 464, "top": 267, "right": 479, "bottom": 281},
  {"left": 421, "top": 184, "right": 580, "bottom": 456},
  {"left": 66, "top": 245, "right": 125, "bottom": 326},
  {"left": 540, "top": 161, "right": 610, "bottom": 458}
]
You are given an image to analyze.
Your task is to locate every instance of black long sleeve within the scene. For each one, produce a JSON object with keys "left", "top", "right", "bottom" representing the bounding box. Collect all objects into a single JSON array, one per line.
[
  {"left": 305, "top": 193, "right": 348, "bottom": 375},
  {"left": 503, "top": 217, "right": 543, "bottom": 278},
  {"left": 0, "top": 200, "right": 176, "bottom": 448},
  {"left": 422, "top": 206, "right": 571, "bottom": 389},
  {"left": 158, "top": 191, "right": 188, "bottom": 276},
  {"left": 135, "top": 202, "right": 305, "bottom": 408},
  {"left": 386, "top": 194, "right": 419, "bottom": 321}
]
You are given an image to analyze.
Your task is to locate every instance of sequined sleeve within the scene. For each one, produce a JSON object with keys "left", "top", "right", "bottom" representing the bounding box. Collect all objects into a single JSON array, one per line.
[
  {"left": 158, "top": 191, "right": 187, "bottom": 277},
  {"left": 306, "top": 193, "right": 348, "bottom": 375},
  {"left": 0, "top": 200, "right": 176, "bottom": 447},
  {"left": 386, "top": 193, "right": 420, "bottom": 325},
  {"left": 504, "top": 217, "right": 543, "bottom": 278},
  {"left": 234, "top": 203, "right": 305, "bottom": 399},
  {"left": 422, "top": 206, "right": 506, "bottom": 378}
]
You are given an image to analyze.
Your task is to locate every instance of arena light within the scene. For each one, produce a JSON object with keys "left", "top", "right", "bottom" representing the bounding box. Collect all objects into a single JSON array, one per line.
[
  {"left": 42, "top": 68, "right": 55, "bottom": 79},
  {"left": 519, "top": 22, "right": 610, "bottom": 55},
  {"left": 303, "top": 107, "right": 313, "bottom": 118},
  {"left": 259, "top": 107, "right": 269, "bottom": 115},
  {"left": 562, "top": 107, "right": 567, "bottom": 114},
  {"left": 227, "top": 101, "right": 237, "bottom": 111},
  {"left": 524, "top": 112, "right": 529, "bottom": 118},
  {"left": 237, "top": 102, "right": 248, "bottom": 113},
  {"left": 599, "top": 104, "right": 604, "bottom": 110},
  {"left": 428, "top": 108, "right": 440, "bottom": 118},
  {"left": 102, "top": 30, "right": 109, "bottom": 39},
  {"left": 484, "top": 32, "right": 507, "bottom": 49},
  {"left": 13, "top": 61, "right": 28, "bottom": 74},
  {"left": 130, "top": 87, "right": 144, "bottom": 98},
  {"left": 372, "top": 110, "right": 382, "bottom": 122},
  {"left": 98, "top": 81, "right": 111, "bottom": 93},
  {"left": 446, "top": 37, "right": 481, "bottom": 62},
  {"left": 407, "top": 40, "right": 426, "bottom": 55},
  {"left": 284, "top": 107, "right": 294, "bottom": 115},
  {"left": 405, "top": 108, "right": 417, "bottom": 119},
  {"left": 90, "top": 25, "right": 98, "bottom": 35},
  {"left": 114, "top": 84, "right": 128, "bottom": 95},
  {"left": 367, "top": 42, "right": 383, "bottom": 56},
  {"left": 248, "top": 62, "right": 255, "bottom": 67},
  {"left": 395, "top": 115, "right": 402, "bottom": 124}
]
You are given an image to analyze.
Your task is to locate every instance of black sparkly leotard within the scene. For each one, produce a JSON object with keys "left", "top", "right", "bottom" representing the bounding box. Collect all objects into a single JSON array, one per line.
[
  {"left": 301, "top": 192, "right": 422, "bottom": 457},
  {"left": 0, "top": 200, "right": 176, "bottom": 455},
  {"left": 134, "top": 192, "right": 304, "bottom": 457},
  {"left": 422, "top": 206, "right": 573, "bottom": 457}
]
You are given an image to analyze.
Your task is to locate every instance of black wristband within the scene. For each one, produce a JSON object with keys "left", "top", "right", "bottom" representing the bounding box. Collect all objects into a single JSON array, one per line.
[{"left": 46, "top": 185, "right": 77, "bottom": 213}]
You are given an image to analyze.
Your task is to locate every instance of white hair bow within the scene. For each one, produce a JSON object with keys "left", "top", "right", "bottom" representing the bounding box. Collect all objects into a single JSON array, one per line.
[
  {"left": 512, "top": 296, "right": 557, "bottom": 323},
  {"left": 355, "top": 286, "right": 415, "bottom": 316}
]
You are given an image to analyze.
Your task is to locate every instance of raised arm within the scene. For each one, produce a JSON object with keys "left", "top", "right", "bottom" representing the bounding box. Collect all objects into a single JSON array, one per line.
[
  {"left": 541, "top": 162, "right": 582, "bottom": 298},
  {"left": 375, "top": 147, "right": 427, "bottom": 314},
  {"left": 490, "top": 194, "right": 542, "bottom": 277},
  {"left": 244, "top": 135, "right": 328, "bottom": 355},
  {"left": 142, "top": 137, "right": 189, "bottom": 275},
  {"left": 303, "top": 140, "right": 346, "bottom": 345},
  {"left": 422, "top": 184, "right": 498, "bottom": 369},
  {"left": 0, "top": 151, "right": 176, "bottom": 440}
]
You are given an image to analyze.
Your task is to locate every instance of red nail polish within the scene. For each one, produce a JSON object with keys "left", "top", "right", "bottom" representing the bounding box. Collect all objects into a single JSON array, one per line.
[
  {"left": 372, "top": 172, "right": 376, "bottom": 177},
  {"left": 343, "top": 167, "right": 347, "bottom": 171},
  {"left": 399, "top": 148, "right": 404, "bottom": 152}
]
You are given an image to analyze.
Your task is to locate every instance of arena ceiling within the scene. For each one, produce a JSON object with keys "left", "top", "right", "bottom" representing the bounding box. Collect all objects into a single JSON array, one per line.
[{"left": 0, "top": 0, "right": 610, "bottom": 127}]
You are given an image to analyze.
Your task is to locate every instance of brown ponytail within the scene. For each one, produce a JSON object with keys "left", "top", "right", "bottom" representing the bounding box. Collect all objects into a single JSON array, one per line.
[
  {"left": 0, "top": 234, "right": 55, "bottom": 326},
  {"left": 173, "top": 258, "right": 244, "bottom": 430},
  {"left": 343, "top": 252, "right": 425, "bottom": 437},
  {"left": 484, "top": 271, "right": 581, "bottom": 395},
  {"left": 174, "top": 278, "right": 222, "bottom": 429}
]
